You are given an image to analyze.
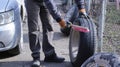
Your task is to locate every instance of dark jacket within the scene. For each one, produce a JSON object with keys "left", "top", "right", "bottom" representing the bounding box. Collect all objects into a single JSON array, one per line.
[{"left": 35, "top": 0, "right": 85, "bottom": 22}]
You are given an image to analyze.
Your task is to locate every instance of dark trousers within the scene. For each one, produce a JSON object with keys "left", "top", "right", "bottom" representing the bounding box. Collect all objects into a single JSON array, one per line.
[{"left": 25, "top": 0, "right": 56, "bottom": 60}]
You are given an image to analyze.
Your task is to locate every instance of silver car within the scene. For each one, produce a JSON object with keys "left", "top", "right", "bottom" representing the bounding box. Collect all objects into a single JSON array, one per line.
[{"left": 0, "top": 0, "right": 26, "bottom": 55}]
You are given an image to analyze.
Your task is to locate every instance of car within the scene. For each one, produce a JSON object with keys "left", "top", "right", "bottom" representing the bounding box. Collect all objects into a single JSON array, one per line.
[{"left": 0, "top": 0, "right": 26, "bottom": 55}]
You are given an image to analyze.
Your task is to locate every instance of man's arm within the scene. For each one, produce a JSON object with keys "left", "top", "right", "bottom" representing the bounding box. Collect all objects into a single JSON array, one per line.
[
  {"left": 44, "top": 0, "right": 85, "bottom": 18},
  {"left": 75, "top": 0, "right": 85, "bottom": 9},
  {"left": 44, "top": 0, "right": 62, "bottom": 22},
  {"left": 44, "top": 0, "right": 85, "bottom": 28}
]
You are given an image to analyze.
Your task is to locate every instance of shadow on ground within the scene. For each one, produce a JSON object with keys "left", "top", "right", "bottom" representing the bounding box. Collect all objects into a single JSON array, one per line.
[
  {"left": 0, "top": 61, "right": 72, "bottom": 67},
  {"left": 53, "top": 32, "right": 69, "bottom": 40},
  {"left": 0, "top": 51, "right": 19, "bottom": 59}
]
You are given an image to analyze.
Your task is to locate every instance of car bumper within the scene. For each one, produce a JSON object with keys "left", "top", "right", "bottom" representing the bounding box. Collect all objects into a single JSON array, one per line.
[
  {"left": 0, "top": 22, "right": 18, "bottom": 51},
  {"left": 0, "top": 0, "right": 22, "bottom": 52}
]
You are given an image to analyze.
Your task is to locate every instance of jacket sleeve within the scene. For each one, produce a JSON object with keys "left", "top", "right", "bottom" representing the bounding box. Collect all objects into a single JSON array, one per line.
[
  {"left": 75, "top": 0, "right": 85, "bottom": 9},
  {"left": 44, "top": 0, "right": 62, "bottom": 22}
]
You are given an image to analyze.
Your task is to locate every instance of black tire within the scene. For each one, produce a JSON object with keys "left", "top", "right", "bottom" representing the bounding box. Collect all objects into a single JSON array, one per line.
[
  {"left": 60, "top": 5, "right": 79, "bottom": 36},
  {"left": 69, "top": 15, "right": 97, "bottom": 67},
  {"left": 81, "top": 53, "right": 120, "bottom": 67}
]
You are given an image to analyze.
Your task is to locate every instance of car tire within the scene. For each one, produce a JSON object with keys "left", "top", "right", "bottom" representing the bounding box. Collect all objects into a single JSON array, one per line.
[
  {"left": 69, "top": 15, "right": 97, "bottom": 67},
  {"left": 81, "top": 53, "right": 120, "bottom": 67}
]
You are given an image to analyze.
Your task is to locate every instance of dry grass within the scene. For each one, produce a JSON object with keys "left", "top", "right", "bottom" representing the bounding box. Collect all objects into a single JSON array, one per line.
[
  {"left": 102, "top": 5, "right": 120, "bottom": 55},
  {"left": 106, "top": 5, "right": 120, "bottom": 24}
]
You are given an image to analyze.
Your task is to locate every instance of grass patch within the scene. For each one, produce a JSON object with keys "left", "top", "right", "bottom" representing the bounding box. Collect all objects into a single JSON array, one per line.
[{"left": 106, "top": 5, "right": 120, "bottom": 24}]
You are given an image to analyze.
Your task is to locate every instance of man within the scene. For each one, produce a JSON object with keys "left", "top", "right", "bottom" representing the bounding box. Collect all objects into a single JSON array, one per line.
[{"left": 25, "top": 0, "right": 86, "bottom": 67}]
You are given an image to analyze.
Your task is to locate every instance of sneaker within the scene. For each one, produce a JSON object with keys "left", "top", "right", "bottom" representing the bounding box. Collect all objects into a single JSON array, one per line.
[
  {"left": 31, "top": 60, "right": 40, "bottom": 67},
  {"left": 44, "top": 55, "right": 65, "bottom": 63}
]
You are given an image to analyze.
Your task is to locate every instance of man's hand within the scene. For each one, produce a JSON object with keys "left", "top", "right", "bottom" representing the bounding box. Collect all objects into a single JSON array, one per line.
[
  {"left": 59, "top": 19, "right": 71, "bottom": 28},
  {"left": 79, "top": 9, "right": 86, "bottom": 13},
  {"left": 79, "top": 8, "right": 87, "bottom": 15},
  {"left": 59, "top": 19, "right": 71, "bottom": 36},
  {"left": 59, "top": 19, "right": 66, "bottom": 28}
]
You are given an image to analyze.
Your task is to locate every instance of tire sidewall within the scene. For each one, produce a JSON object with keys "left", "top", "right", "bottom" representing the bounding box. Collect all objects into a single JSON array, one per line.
[
  {"left": 81, "top": 53, "right": 120, "bottom": 67},
  {"left": 69, "top": 15, "right": 97, "bottom": 67}
]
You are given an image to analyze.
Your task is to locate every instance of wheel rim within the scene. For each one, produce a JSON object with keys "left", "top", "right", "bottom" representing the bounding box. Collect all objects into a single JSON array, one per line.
[{"left": 70, "top": 22, "right": 80, "bottom": 62}]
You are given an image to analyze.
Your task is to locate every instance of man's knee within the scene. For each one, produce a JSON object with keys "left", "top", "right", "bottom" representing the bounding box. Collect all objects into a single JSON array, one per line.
[{"left": 29, "top": 30, "right": 40, "bottom": 35}]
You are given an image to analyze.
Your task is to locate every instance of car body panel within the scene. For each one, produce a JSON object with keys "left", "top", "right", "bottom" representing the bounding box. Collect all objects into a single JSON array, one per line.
[
  {"left": 0, "top": 0, "right": 18, "bottom": 12},
  {"left": 0, "top": 0, "right": 9, "bottom": 12},
  {"left": 0, "top": 0, "right": 22, "bottom": 52}
]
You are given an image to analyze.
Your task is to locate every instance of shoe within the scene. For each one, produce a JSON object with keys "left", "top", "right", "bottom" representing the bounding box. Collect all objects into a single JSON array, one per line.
[
  {"left": 44, "top": 55, "right": 65, "bottom": 63},
  {"left": 31, "top": 60, "right": 40, "bottom": 67}
]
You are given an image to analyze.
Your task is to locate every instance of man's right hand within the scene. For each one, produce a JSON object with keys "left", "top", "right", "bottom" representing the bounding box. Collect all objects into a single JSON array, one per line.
[
  {"left": 59, "top": 19, "right": 71, "bottom": 36},
  {"left": 59, "top": 19, "right": 71, "bottom": 28},
  {"left": 79, "top": 8, "right": 87, "bottom": 15},
  {"left": 59, "top": 19, "right": 66, "bottom": 28}
]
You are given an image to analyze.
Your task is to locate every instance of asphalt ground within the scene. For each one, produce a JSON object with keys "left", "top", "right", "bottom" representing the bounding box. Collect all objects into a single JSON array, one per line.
[
  {"left": 0, "top": 0, "right": 73, "bottom": 66},
  {"left": 0, "top": 21, "right": 72, "bottom": 67}
]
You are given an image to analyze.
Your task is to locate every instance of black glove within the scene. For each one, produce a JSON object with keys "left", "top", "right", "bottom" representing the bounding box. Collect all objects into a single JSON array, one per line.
[{"left": 60, "top": 21, "right": 71, "bottom": 36}]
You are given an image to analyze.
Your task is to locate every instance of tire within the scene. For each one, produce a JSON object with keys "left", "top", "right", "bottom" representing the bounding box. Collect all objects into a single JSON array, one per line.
[
  {"left": 69, "top": 15, "right": 97, "bottom": 67},
  {"left": 81, "top": 53, "right": 120, "bottom": 67}
]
